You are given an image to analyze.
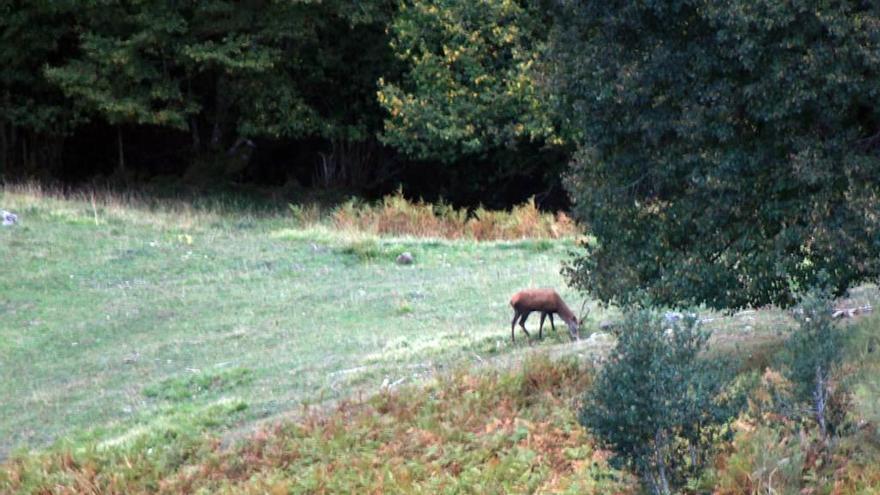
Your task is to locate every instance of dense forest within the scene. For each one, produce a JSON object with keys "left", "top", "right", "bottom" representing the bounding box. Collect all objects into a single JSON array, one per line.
[{"left": 0, "top": 0, "right": 566, "bottom": 209}]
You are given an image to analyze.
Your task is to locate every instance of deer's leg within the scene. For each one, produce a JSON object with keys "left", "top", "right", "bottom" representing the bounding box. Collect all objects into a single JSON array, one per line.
[
  {"left": 549, "top": 313, "right": 556, "bottom": 332},
  {"left": 519, "top": 311, "right": 532, "bottom": 340},
  {"left": 539, "top": 312, "right": 547, "bottom": 340},
  {"left": 511, "top": 311, "right": 520, "bottom": 343}
]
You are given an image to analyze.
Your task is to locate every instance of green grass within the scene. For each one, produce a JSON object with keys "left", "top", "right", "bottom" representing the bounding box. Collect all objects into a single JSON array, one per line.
[
  {"left": 3, "top": 185, "right": 880, "bottom": 493},
  {"left": 0, "top": 186, "right": 592, "bottom": 459},
  {"left": 0, "top": 355, "right": 638, "bottom": 494}
]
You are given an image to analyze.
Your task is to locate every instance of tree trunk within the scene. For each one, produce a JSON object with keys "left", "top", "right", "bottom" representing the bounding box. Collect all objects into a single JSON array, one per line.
[
  {"left": 10, "top": 125, "right": 18, "bottom": 175},
  {"left": 190, "top": 117, "right": 201, "bottom": 153},
  {"left": 814, "top": 365, "right": 828, "bottom": 439},
  {"left": 210, "top": 77, "right": 228, "bottom": 151},
  {"left": 0, "top": 122, "right": 7, "bottom": 177},
  {"left": 22, "top": 134, "right": 29, "bottom": 175},
  {"left": 651, "top": 431, "right": 672, "bottom": 495},
  {"left": 117, "top": 127, "right": 125, "bottom": 172}
]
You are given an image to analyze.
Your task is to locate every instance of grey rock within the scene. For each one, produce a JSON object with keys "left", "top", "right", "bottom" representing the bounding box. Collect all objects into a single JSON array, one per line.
[
  {"left": 1, "top": 210, "right": 17, "bottom": 226},
  {"left": 585, "top": 331, "right": 614, "bottom": 345},
  {"left": 396, "top": 252, "right": 414, "bottom": 265},
  {"left": 664, "top": 311, "right": 683, "bottom": 323}
]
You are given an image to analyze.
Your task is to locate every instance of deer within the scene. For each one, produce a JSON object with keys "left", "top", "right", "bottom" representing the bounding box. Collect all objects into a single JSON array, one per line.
[{"left": 509, "top": 288, "right": 581, "bottom": 343}]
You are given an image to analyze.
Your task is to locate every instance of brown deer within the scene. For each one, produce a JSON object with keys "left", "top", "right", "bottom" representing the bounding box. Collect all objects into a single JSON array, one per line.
[{"left": 509, "top": 288, "right": 580, "bottom": 343}]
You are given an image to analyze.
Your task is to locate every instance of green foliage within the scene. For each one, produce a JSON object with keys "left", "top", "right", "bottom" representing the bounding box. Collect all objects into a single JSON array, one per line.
[
  {"left": 379, "top": 0, "right": 559, "bottom": 161},
  {"left": 1, "top": 0, "right": 569, "bottom": 195},
  {"left": 338, "top": 238, "right": 385, "bottom": 262},
  {"left": 3, "top": 1, "right": 399, "bottom": 177},
  {"left": 580, "top": 310, "right": 740, "bottom": 494},
  {"left": 0, "top": 1, "right": 83, "bottom": 174},
  {"left": 710, "top": 423, "right": 806, "bottom": 495},
  {"left": 44, "top": 2, "right": 315, "bottom": 137},
  {"left": 556, "top": 1, "right": 880, "bottom": 310},
  {"left": 845, "top": 313, "right": 880, "bottom": 425},
  {"left": 784, "top": 286, "right": 847, "bottom": 437}
]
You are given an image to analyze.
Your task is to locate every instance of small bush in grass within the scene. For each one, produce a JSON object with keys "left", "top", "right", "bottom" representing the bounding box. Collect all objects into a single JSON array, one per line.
[
  {"left": 784, "top": 286, "right": 848, "bottom": 439},
  {"left": 580, "top": 310, "right": 741, "bottom": 495},
  {"left": 287, "top": 203, "right": 323, "bottom": 226},
  {"left": 338, "top": 238, "right": 384, "bottom": 262}
]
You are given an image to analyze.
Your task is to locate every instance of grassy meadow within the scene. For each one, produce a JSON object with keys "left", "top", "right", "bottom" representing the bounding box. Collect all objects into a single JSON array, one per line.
[
  {"left": 3, "top": 184, "right": 879, "bottom": 494},
  {"left": 0, "top": 184, "right": 590, "bottom": 461}
]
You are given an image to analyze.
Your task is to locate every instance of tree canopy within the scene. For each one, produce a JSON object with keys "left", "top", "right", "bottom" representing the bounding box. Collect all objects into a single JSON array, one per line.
[
  {"left": 555, "top": 0, "right": 880, "bottom": 309},
  {"left": 378, "top": 0, "right": 558, "bottom": 162},
  {"left": 0, "top": 0, "right": 564, "bottom": 207}
]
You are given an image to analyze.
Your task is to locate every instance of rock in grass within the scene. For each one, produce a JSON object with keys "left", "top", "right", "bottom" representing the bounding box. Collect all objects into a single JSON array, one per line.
[
  {"left": 1, "top": 210, "right": 17, "bottom": 226},
  {"left": 396, "top": 252, "right": 414, "bottom": 265},
  {"left": 586, "top": 332, "right": 613, "bottom": 345}
]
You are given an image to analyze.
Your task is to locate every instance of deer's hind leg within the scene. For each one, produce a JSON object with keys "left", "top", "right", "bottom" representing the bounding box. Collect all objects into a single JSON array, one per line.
[
  {"left": 539, "top": 312, "right": 548, "bottom": 339},
  {"left": 519, "top": 311, "right": 532, "bottom": 341},
  {"left": 549, "top": 313, "right": 556, "bottom": 332},
  {"left": 511, "top": 311, "right": 520, "bottom": 343}
]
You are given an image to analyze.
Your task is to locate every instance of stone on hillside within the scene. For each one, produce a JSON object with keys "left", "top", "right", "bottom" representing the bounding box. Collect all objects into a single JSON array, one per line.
[
  {"left": 664, "top": 311, "right": 682, "bottom": 323},
  {"left": 396, "top": 252, "right": 414, "bottom": 265},
  {"left": 586, "top": 331, "right": 614, "bottom": 345},
  {"left": 1, "top": 210, "right": 17, "bottom": 226}
]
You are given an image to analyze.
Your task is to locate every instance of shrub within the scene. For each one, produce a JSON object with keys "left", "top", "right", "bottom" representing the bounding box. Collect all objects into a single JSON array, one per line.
[
  {"left": 784, "top": 286, "right": 847, "bottom": 438},
  {"left": 711, "top": 423, "right": 806, "bottom": 495},
  {"left": 842, "top": 313, "right": 880, "bottom": 425},
  {"left": 580, "top": 310, "right": 740, "bottom": 495},
  {"left": 331, "top": 189, "right": 578, "bottom": 240}
]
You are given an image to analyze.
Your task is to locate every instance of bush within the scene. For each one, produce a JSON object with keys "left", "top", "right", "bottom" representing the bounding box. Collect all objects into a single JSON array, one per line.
[
  {"left": 330, "top": 189, "right": 578, "bottom": 240},
  {"left": 784, "top": 287, "right": 847, "bottom": 438},
  {"left": 580, "top": 310, "right": 740, "bottom": 495},
  {"left": 711, "top": 423, "right": 806, "bottom": 495},
  {"left": 845, "top": 313, "right": 880, "bottom": 425}
]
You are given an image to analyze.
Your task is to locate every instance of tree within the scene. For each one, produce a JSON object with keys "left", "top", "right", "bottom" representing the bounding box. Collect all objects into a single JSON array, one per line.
[
  {"left": 44, "top": 1, "right": 280, "bottom": 173},
  {"left": 554, "top": 1, "right": 880, "bottom": 310},
  {"left": 41, "top": 0, "right": 397, "bottom": 183},
  {"left": 378, "top": 0, "right": 559, "bottom": 162},
  {"left": 581, "top": 311, "right": 737, "bottom": 494},
  {"left": 0, "top": 0, "right": 82, "bottom": 176},
  {"left": 786, "top": 285, "right": 846, "bottom": 439}
]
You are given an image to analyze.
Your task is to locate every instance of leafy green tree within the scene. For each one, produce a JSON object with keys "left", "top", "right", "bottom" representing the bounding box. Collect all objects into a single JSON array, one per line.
[
  {"left": 378, "top": 0, "right": 558, "bottom": 162},
  {"left": 555, "top": 1, "right": 880, "bottom": 310},
  {"left": 0, "top": 1, "right": 82, "bottom": 176},
  {"left": 44, "top": 1, "right": 280, "bottom": 172},
  {"left": 40, "top": 0, "right": 396, "bottom": 182},
  {"left": 581, "top": 311, "right": 738, "bottom": 494}
]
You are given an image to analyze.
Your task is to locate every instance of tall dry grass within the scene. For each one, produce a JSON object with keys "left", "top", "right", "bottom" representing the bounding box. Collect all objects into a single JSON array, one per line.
[
  {"left": 331, "top": 189, "right": 578, "bottom": 240},
  {"left": 2, "top": 182, "right": 580, "bottom": 239}
]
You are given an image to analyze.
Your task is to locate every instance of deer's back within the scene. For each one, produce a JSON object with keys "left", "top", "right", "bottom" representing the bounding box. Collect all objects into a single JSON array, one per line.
[{"left": 510, "top": 288, "right": 561, "bottom": 312}]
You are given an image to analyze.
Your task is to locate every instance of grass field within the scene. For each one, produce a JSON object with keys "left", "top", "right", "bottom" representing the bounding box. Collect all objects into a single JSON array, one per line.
[
  {"left": 4, "top": 186, "right": 880, "bottom": 493},
  {"left": 0, "top": 185, "right": 598, "bottom": 460}
]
